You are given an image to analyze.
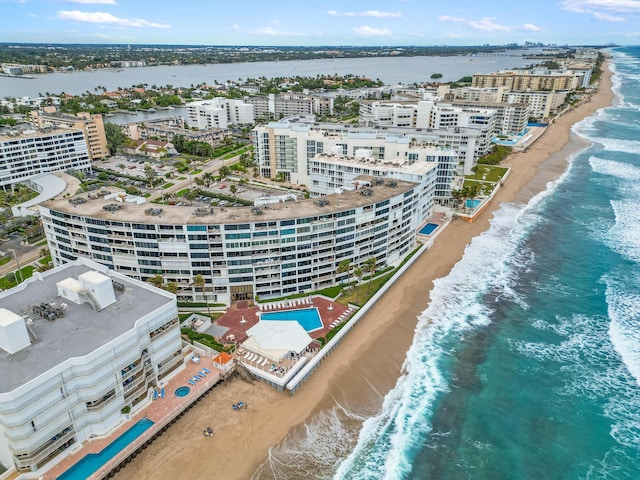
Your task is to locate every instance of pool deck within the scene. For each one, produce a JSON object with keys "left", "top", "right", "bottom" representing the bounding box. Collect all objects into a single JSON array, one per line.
[
  {"left": 216, "top": 296, "right": 357, "bottom": 380},
  {"left": 217, "top": 296, "right": 353, "bottom": 344},
  {"left": 44, "top": 355, "right": 227, "bottom": 480}
]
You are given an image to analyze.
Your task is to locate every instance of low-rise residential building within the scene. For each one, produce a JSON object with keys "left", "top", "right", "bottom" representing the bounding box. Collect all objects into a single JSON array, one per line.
[
  {"left": 0, "top": 258, "right": 181, "bottom": 476},
  {"left": 122, "top": 139, "right": 177, "bottom": 158},
  {"left": 0, "top": 127, "right": 92, "bottom": 190},
  {"left": 123, "top": 117, "right": 230, "bottom": 146},
  {"left": 29, "top": 108, "right": 109, "bottom": 160}
]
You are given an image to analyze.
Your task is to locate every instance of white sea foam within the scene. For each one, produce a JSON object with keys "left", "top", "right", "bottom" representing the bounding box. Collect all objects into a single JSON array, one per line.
[
  {"left": 589, "top": 156, "right": 640, "bottom": 181},
  {"left": 605, "top": 275, "right": 640, "bottom": 388},
  {"left": 589, "top": 137, "right": 640, "bottom": 155},
  {"left": 334, "top": 151, "right": 582, "bottom": 479},
  {"left": 607, "top": 200, "right": 640, "bottom": 264}
]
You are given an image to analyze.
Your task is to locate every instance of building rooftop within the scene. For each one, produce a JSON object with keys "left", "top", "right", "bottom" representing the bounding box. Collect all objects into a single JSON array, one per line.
[
  {"left": 0, "top": 126, "right": 81, "bottom": 142},
  {"left": 0, "top": 261, "right": 173, "bottom": 393},
  {"left": 313, "top": 153, "right": 445, "bottom": 175},
  {"left": 42, "top": 178, "right": 418, "bottom": 224}
]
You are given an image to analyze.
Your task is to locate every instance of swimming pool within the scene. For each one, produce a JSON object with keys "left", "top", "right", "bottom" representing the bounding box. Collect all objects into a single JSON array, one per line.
[
  {"left": 466, "top": 199, "right": 481, "bottom": 209},
  {"left": 175, "top": 386, "right": 190, "bottom": 397},
  {"left": 58, "top": 418, "right": 155, "bottom": 480},
  {"left": 260, "top": 307, "right": 323, "bottom": 332},
  {"left": 419, "top": 223, "right": 439, "bottom": 235}
]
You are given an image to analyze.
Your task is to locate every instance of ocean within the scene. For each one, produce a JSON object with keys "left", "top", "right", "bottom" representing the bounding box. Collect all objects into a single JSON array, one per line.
[{"left": 252, "top": 47, "right": 640, "bottom": 479}]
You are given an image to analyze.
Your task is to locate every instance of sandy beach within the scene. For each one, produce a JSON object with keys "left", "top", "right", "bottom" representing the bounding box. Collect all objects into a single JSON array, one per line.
[{"left": 117, "top": 62, "right": 614, "bottom": 480}]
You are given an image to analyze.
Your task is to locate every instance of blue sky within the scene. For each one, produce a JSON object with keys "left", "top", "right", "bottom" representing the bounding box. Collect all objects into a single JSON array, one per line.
[{"left": 1, "top": 0, "right": 638, "bottom": 45}]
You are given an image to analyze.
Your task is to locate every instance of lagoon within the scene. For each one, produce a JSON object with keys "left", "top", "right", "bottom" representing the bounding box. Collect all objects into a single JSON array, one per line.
[{"left": 1, "top": 50, "right": 542, "bottom": 99}]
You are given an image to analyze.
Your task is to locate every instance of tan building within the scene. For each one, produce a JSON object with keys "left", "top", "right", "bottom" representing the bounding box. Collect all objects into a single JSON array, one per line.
[
  {"left": 472, "top": 71, "right": 584, "bottom": 91},
  {"left": 30, "top": 108, "right": 109, "bottom": 160}
]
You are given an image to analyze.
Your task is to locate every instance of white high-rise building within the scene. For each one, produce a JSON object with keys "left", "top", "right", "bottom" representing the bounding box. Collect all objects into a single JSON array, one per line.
[
  {"left": 0, "top": 258, "right": 181, "bottom": 476},
  {"left": 185, "top": 99, "right": 254, "bottom": 129},
  {"left": 0, "top": 128, "right": 92, "bottom": 189},
  {"left": 253, "top": 119, "right": 488, "bottom": 184}
]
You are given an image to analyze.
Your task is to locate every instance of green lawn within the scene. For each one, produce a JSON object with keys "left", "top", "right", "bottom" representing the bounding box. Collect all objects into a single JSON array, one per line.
[
  {"left": 162, "top": 182, "right": 174, "bottom": 189},
  {"left": 463, "top": 179, "right": 495, "bottom": 196},
  {"left": 466, "top": 165, "right": 508, "bottom": 183},
  {"left": 0, "top": 265, "right": 36, "bottom": 290}
]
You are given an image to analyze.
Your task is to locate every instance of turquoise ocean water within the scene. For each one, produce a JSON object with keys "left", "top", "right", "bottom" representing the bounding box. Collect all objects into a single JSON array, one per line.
[{"left": 253, "top": 48, "right": 640, "bottom": 479}]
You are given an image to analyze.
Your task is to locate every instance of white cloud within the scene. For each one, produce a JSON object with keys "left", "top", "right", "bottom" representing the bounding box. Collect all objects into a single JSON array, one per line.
[
  {"left": 523, "top": 23, "right": 542, "bottom": 31},
  {"left": 437, "top": 15, "right": 466, "bottom": 22},
  {"left": 62, "top": 0, "right": 118, "bottom": 4},
  {"left": 57, "top": 10, "right": 170, "bottom": 28},
  {"left": 232, "top": 24, "right": 240, "bottom": 31},
  {"left": 560, "top": 0, "right": 640, "bottom": 13},
  {"left": 439, "top": 15, "right": 541, "bottom": 32},
  {"left": 352, "top": 25, "right": 393, "bottom": 36},
  {"left": 467, "top": 17, "right": 512, "bottom": 32},
  {"left": 252, "top": 26, "right": 303, "bottom": 36},
  {"left": 592, "top": 10, "right": 627, "bottom": 19},
  {"left": 329, "top": 10, "right": 401, "bottom": 18}
]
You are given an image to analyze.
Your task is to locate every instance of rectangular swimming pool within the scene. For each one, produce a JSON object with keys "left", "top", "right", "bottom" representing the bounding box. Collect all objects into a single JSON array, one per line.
[
  {"left": 59, "top": 418, "right": 155, "bottom": 480},
  {"left": 260, "top": 307, "right": 323, "bottom": 332},
  {"left": 419, "top": 223, "right": 439, "bottom": 235},
  {"left": 466, "top": 199, "right": 481, "bottom": 209}
]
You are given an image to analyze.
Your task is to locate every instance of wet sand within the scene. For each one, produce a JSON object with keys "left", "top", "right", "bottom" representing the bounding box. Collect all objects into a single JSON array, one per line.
[{"left": 117, "top": 62, "right": 613, "bottom": 480}]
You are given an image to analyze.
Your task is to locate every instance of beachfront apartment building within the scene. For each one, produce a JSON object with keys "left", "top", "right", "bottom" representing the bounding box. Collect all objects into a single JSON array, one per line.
[
  {"left": 185, "top": 99, "right": 255, "bottom": 129},
  {"left": 309, "top": 148, "right": 456, "bottom": 201},
  {"left": 442, "top": 86, "right": 568, "bottom": 121},
  {"left": 471, "top": 70, "right": 585, "bottom": 91},
  {"left": 40, "top": 170, "right": 435, "bottom": 305},
  {"left": 0, "top": 258, "right": 181, "bottom": 477},
  {"left": 0, "top": 127, "right": 92, "bottom": 190},
  {"left": 440, "top": 100, "right": 530, "bottom": 135},
  {"left": 359, "top": 100, "right": 498, "bottom": 134},
  {"left": 244, "top": 93, "right": 334, "bottom": 119},
  {"left": 252, "top": 118, "right": 489, "bottom": 186},
  {"left": 29, "top": 108, "right": 109, "bottom": 160}
]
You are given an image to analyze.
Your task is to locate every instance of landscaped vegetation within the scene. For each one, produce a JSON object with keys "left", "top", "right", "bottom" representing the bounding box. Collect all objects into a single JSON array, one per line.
[{"left": 477, "top": 145, "right": 513, "bottom": 165}]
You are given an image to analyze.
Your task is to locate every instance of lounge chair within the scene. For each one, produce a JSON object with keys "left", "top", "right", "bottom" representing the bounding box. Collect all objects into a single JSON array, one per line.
[
  {"left": 192, "top": 376, "right": 200, "bottom": 382},
  {"left": 244, "top": 351, "right": 251, "bottom": 359},
  {"left": 153, "top": 389, "right": 158, "bottom": 400},
  {"left": 200, "top": 370, "right": 207, "bottom": 376},
  {"left": 261, "top": 358, "right": 268, "bottom": 367},
  {"left": 196, "top": 373, "right": 205, "bottom": 379},
  {"left": 160, "top": 388, "right": 165, "bottom": 398},
  {"left": 187, "top": 379, "right": 196, "bottom": 386},
  {"left": 202, "top": 368, "right": 211, "bottom": 374}
]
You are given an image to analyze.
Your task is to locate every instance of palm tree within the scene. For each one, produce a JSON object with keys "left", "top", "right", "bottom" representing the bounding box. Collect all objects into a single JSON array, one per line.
[
  {"left": 183, "top": 188, "right": 197, "bottom": 206},
  {"left": 192, "top": 274, "right": 211, "bottom": 317},
  {"left": 202, "top": 172, "right": 214, "bottom": 187},
  {"left": 354, "top": 267, "right": 363, "bottom": 304},
  {"left": 148, "top": 273, "right": 164, "bottom": 288},
  {"left": 364, "top": 257, "right": 377, "bottom": 295},
  {"left": 165, "top": 281, "right": 178, "bottom": 294},
  {"left": 336, "top": 259, "right": 352, "bottom": 286}
]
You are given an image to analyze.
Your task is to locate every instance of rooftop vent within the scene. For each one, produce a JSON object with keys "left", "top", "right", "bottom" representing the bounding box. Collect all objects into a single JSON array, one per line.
[
  {"left": 145, "top": 207, "right": 163, "bottom": 216},
  {"left": 102, "top": 203, "right": 122, "bottom": 212},
  {"left": 0, "top": 308, "right": 31, "bottom": 354}
]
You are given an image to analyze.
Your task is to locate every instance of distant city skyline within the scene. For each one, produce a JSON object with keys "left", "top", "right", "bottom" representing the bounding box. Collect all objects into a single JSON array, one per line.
[{"left": 1, "top": 0, "right": 638, "bottom": 46}]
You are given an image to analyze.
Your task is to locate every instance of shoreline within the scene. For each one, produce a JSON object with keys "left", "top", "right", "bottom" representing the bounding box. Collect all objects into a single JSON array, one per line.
[{"left": 118, "top": 62, "right": 614, "bottom": 480}]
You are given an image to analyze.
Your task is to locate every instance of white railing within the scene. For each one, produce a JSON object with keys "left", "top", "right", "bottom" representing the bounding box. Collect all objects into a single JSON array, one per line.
[{"left": 286, "top": 242, "right": 430, "bottom": 393}]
